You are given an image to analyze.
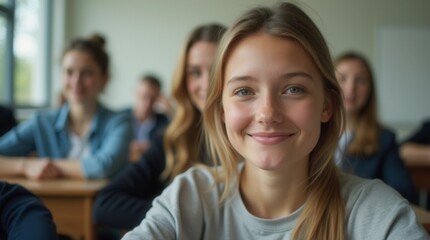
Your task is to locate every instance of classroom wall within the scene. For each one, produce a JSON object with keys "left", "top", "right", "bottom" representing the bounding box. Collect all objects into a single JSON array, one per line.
[{"left": 56, "top": 0, "right": 430, "bottom": 139}]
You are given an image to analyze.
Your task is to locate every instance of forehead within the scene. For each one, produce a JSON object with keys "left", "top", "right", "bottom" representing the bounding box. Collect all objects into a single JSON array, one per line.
[
  {"left": 187, "top": 41, "right": 217, "bottom": 64},
  {"left": 62, "top": 50, "right": 97, "bottom": 67},
  {"left": 223, "top": 32, "right": 321, "bottom": 83}
]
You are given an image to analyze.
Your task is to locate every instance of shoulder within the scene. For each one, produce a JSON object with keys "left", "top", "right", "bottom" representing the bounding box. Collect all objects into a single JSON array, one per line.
[
  {"left": 340, "top": 171, "right": 402, "bottom": 205},
  {"left": 158, "top": 166, "right": 222, "bottom": 208},
  {"left": 26, "top": 108, "right": 62, "bottom": 127},
  {"left": 339, "top": 172, "right": 427, "bottom": 238},
  {"left": 169, "top": 166, "right": 218, "bottom": 192},
  {"left": 98, "top": 104, "right": 132, "bottom": 125},
  {"left": 379, "top": 127, "right": 396, "bottom": 141},
  {"left": 422, "top": 120, "right": 430, "bottom": 130},
  {"left": 377, "top": 127, "right": 397, "bottom": 148}
]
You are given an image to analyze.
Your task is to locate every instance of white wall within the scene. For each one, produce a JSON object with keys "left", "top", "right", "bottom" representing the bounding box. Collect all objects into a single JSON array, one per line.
[{"left": 57, "top": 0, "right": 430, "bottom": 138}]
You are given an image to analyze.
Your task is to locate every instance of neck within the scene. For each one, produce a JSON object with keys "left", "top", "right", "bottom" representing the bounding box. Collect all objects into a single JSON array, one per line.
[
  {"left": 69, "top": 102, "right": 97, "bottom": 137},
  {"left": 345, "top": 112, "right": 357, "bottom": 132},
  {"left": 239, "top": 161, "right": 308, "bottom": 219},
  {"left": 134, "top": 111, "right": 152, "bottom": 123}
]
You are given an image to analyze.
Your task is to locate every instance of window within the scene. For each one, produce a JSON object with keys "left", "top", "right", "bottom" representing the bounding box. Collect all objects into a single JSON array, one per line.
[{"left": 0, "top": 0, "right": 52, "bottom": 108}]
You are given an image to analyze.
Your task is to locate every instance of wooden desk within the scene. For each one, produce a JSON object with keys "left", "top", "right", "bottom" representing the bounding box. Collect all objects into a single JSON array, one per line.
[
  {"left": 406, "top": 161, "right": 430, "bottom": 208},
  {"left": 1, "top": 178, "right": 107, "bottom": 240},
  {"left": 412, "top": 205, "right": 430, "bottom": 234}
]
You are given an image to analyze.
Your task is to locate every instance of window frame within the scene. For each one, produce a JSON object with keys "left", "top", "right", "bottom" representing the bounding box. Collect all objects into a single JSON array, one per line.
[{"left": 0, "top": 0, "right": 53, "bottom": 110}]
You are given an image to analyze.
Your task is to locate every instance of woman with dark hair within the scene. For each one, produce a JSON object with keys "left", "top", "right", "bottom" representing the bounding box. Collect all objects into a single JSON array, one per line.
[
  {"left": 334, "top": 51, "right": 417, "bottom": 203},
  {"left": 0, "top": 34, "right": 132, "bottom": 179}
]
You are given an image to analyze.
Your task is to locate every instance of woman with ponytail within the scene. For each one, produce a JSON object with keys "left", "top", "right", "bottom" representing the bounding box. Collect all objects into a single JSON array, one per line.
[{"left": 0, "top": 34, "right": 132, "bottom": 179}]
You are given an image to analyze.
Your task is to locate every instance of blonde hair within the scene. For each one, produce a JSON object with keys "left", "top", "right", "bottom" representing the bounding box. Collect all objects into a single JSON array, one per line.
[
  {"left": 162, "top": 24, "right": 226, "bottom": 180},
  {"left": 204, "top": 2, "right": 345, "bottom": 239},
  {"left": 335, "top": 52, "right": 379, "bottom": 155}
]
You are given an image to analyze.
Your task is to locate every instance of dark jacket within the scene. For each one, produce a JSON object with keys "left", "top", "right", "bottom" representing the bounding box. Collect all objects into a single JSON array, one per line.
[
  {"left": 403, "top": 120, "right": 430, "bottom": 144},
  {"left": 92, "top": 132, "right": 166, "bottom": 229},
  {"left": 126, "top": 108, "right": 169, "bottom": 143},
  {"left": 340, "top": 127, "right": 418, "bottom": 203},
  {"left": 0, "top": 181, "right": 58, "bottom": 240},
  {"left": 0, "top": 105, "right": 17, "bottom": 137}
]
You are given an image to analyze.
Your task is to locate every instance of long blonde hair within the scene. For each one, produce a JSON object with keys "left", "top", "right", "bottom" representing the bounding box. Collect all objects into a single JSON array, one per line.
[
  {"left": 162, "top": 24, "right": 226, "bottom": 180},
  {"left": 335, "top": 52, "right": 379, "bottom": 156},
  {"left": 204, "top": 2, "right": 345, "bottom": 239}
]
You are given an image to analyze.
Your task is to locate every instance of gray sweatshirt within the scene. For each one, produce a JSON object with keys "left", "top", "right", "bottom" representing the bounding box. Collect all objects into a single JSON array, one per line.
[{"left": 122, "top": 166, "right": 429, "bottom": 240}]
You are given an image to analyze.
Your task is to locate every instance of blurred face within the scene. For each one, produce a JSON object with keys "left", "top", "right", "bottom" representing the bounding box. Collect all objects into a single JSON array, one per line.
[
  {"left": 62, "top": 50, "right": 107, "bottom": 106},
  {"left": 186, "top": 41, "right": 217, "bottom": 112},
  {"left": 133, "top": 81, "right": 160, "bottom": 122},
  {"left": 222, "top": 33, "right": 332, "bottom": 172},
  {"left": 335, "top": 59, "right": 371, "bottom": 116}
]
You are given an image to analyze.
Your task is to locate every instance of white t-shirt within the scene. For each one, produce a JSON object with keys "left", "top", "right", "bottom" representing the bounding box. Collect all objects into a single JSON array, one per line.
[{"left": 67, "top": 130, "right": 91, "bottom": 160}]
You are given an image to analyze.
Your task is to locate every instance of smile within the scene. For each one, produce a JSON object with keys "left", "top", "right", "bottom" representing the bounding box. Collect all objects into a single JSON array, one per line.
[{"left": 248, "top": 132, "right": 295, "bottom": 145}]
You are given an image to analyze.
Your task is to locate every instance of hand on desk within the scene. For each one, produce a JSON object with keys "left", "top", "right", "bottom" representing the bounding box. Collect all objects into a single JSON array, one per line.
[{"left": 23, "top": 159, "right": 62, "bottom": 179}]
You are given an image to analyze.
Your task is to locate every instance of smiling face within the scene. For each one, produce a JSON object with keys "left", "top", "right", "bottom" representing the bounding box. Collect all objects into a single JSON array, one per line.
[
  {"left": 186, "top": 41, "right": 217, "bottom": 112},
  {"left": 335, "top": 59, "right": 371, "bottom": 116},
  {"left": 62, "top": 50, "right": 107, "bottom": 106},
  {"left": 222, "top": 32, "right": 332, "bottom": 172}
]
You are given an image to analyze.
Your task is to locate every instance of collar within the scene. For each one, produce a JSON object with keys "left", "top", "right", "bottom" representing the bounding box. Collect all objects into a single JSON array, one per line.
[{"left": 54, "top": 103, "right": 106, "bottom": 135}]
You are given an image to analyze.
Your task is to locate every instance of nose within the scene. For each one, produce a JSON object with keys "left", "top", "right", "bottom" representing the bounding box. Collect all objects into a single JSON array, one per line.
[
  {"left": 255, "top": 94, "right": 282, "bottom": 125},
  {"left": 341, "top": 78, "right": 355, "bottom": 96},
  {"left": 69, "top": 71, "right": 83, "bottom": 86}
]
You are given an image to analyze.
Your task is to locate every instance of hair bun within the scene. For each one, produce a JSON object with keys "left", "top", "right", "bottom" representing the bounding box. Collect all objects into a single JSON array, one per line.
[{"left": 88, "top": 33, "right": 106, "bottom": 49}]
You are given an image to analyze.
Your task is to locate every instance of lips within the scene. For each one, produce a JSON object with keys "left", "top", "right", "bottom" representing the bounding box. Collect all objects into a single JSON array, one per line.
[{"left": 248, "top": 132, "right": 295, "bottom": 145}]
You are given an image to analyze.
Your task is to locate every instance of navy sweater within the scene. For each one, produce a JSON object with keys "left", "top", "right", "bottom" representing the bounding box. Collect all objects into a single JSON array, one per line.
[{"left": 0, "top": 181, "right": 58, "bottom": 240}]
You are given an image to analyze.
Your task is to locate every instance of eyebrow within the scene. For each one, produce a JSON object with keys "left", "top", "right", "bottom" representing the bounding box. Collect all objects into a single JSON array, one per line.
[{"left": 227, "top": 71, "right": 314, "bottom": 85}]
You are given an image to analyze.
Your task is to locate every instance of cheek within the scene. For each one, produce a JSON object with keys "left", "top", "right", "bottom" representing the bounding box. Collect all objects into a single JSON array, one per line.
[
  {"left": 289, "top": 100, "right": 323, "bottom": 130},
  {"left": 222, "top": 101, "right": 249, "bottom": 140},
  {"left": 186, "top": 79, "right": 196, "bottom": 95}
]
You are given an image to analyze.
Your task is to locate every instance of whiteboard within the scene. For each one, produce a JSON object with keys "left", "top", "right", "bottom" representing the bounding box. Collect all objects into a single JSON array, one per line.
[{"left": 376, "top": 27, "right": 430, "bottom": 127}]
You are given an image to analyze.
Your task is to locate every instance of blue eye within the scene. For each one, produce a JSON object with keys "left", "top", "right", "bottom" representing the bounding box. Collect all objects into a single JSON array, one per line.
[
  {"left": 234, "top": 88, "right": 253, "bottom": 96},
  {"left": 286, "top": 86, "right": 303, "bottom": 94}
]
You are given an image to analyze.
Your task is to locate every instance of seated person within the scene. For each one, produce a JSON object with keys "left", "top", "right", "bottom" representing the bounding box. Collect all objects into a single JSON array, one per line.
[
  {"left": 92, "top": 23, "right": 226, "bottom": 230},
  {"left": 128, "top": 75, "right": 169, "bottom": 162},
  {"left": 0, "top": 34, "right": 132, "bottom": 179},
  {"left": 0, "top": 105, "right": 17, "bottom": 137},
  {"left": 334, "top": 51, "right": 417, "bottom": 203},
  {"left": 401, "top": 119, "right": 430, "bottom": 209},
  {"left": 400, "top": 119, "right": 430, "bottom": 164},
  {"left": 0, "top": 181, "right": 57, "bottom": 239}
]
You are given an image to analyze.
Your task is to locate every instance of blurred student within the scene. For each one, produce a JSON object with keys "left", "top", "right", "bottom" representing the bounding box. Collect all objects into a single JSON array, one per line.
[
  {"left": 0, "top": 105, "right": 17, "bottom": 137},
  {"left": 0, "top": 34, "right": 132, "bottom": 179},
  {"left": 334, "top": 51, "right": 417, "bottom": 203},
  {"left": 123, "top": 3, "right": 427, "bottom": 239},
  {"left": 128, "top": 75, "right": 169, "bottom": 162},
  {"left": 401, "top": 119, "right": 430, "bottom": 164},
  {"left": 92, "top": 24, "right": 226, "bottom": 230},
  {"left": 0, "top": 181, "right": 58, "bottom": 239}
]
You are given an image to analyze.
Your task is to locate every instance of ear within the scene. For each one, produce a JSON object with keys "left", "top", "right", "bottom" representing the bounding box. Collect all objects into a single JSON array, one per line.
[{"left": 321, "top": 93, "right": 333, "bottom": 123}]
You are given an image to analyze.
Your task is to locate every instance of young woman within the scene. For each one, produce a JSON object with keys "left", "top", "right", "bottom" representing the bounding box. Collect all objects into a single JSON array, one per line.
[
  {"left": 92, "top": 24, "right": 226, "bottom": 229},
  {"left": 335, "top": 52, "right": 418, "bottom": 203},
  {"left": 0, "top": 34, "right": 132, "bottom": 179},
  {"left": 123, "top": 3, "right": 427, "bottom": 239}
]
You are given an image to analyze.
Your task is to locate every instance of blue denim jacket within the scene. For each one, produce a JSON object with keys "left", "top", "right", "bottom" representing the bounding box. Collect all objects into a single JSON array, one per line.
[{"left": 0, "top": 103, "right": 133, "bottom": 179}]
